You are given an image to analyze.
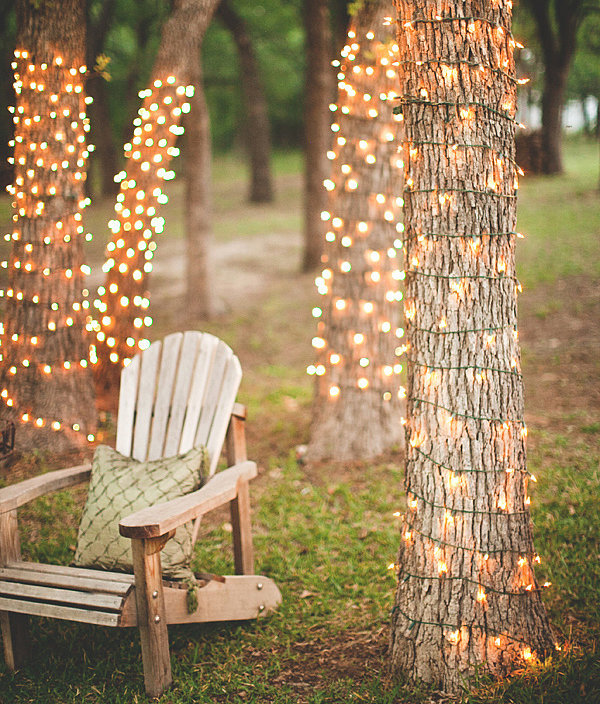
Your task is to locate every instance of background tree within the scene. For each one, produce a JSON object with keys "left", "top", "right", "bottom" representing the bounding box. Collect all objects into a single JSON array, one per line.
[
  {"left": 217, "top": 0, "right": 274, "bottom": 203},
  {"left": 184, "top": 55, "right": 215, "bottom": 319},
  {"left": 302, "top": 0, "right": 334, "bottom": 272},
  {"left": 306, "top": 0, "right": 405, "bottom": 461},
  {"left": 518, "top": 0, "right": 598, "bottom": 173},
  {"left": 0, "top": 0, "right": 97, "bottom": 452},
  {"left": 92, "top": 0, "right": 220, "bottom": 399},
  {"left": 85, "top": 0, "right": 119, "bottom": 198},
  {"left": 390, "top": 0, "right": 555, "bottom": 690}
]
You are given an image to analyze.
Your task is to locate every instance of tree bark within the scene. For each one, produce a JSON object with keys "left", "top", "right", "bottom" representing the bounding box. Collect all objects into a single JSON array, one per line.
[
  {"left": 92, "top": 0, "right": 220, "bottom": 402},
  {"left": 184, "top": 57, "right": 215, "bottom": 320},
  {"left": 306, "top": 0, "right": 405, "bottom": 461},
  {"left": 302, "top": 0, "right": 334, "bottom": 272},
  {"left": 217, "top": 0, "right": 274, "bottom": 203},
  {"left": 390, "top": 0, "right": 554, "bottom": 690},
  {"left": 0, "top": 0, "right": 97, "bottom": 452}
]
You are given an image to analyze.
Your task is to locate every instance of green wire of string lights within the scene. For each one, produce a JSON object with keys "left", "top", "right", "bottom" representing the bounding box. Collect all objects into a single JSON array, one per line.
[
  {"left": 411, "top": 445, "right": 530, "bottom": 475},
  {"left": 407, "top": 359, "right": 522, "bottom": 378},
  {"left": 405, "top": 270, "right": 517, "bottom": 282},
  {"left": 405, "top": 489, "right": 529, "bottom": 517},
  {"left": 410, "top": 397, "right": 525, "bottom": 426},
  {"left": 398, "top": 58, "right": 519, "bottom": 85},
  {"left": 396, "top": 566, "right": 543, "bottom": 596},
  {"left": 390, "top": 604, "right": 535, "bottom": 648},
  {"left": 398, "top": 15, "right": 512, "bottom": 32},
  {"left": 398, "top": 97, "right": 520, "bottom": 125},
  {"left": 405, "top": 186, "right": 517, "bottom": 199},
  {"left": 402, "top": 230, "right": 517, "bottom": 241},
  {"left": 405, "top": 323, "right": 516, "bottom": 335},
  {"left": 401, "top": 517, "right": 537, "bottom": 556}
]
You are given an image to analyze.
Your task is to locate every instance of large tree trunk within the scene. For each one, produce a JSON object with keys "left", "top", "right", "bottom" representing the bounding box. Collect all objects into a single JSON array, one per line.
[
  {"left": 306, "top": 1, "right": 405, "bottom": 461},
  {"left": 390, "top": 1, "right": 554, "bottom": 691},
  {"left": 184, "top": 57, "right": 215, "bottom": 320},
  {"left": 302, "top": 0, "right": 334, "bottom": 272},
  {"left": 0, "top": 0, "right": 97, "bottom": 453},
  {"left": 92, "top": 0, "right": 220, "bottom": 403},
  {"left": 217, "top": 0, "right": 274, "bottom": 203}
]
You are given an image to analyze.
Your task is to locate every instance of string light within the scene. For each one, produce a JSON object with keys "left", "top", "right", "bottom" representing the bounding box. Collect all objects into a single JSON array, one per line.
[{"left": 0, "top": 50, "right": 95, "bottom": 440}]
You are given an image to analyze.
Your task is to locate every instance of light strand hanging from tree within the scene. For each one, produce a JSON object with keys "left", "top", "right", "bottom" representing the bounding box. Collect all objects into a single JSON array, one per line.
[
  {"left": 388, "top": 0, "right": 556, "bottom": 688},
  {"left": 0, "top": 49, "right": 96, "bottom": 441},
  {"left": 305, "top": 1, "right": 406, "bottom": 461}
]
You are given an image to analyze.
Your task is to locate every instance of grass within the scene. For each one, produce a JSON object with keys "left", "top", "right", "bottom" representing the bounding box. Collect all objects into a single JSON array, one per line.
[{"left": 0, "top": 137, "right": 599, "bottom": 702}]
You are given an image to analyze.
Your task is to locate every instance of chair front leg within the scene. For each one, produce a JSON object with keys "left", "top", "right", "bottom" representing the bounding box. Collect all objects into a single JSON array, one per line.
[
  {"left": 131, "top": 535, "right": 172, "bottom": 698},
  {"left": 230, "top": 479, "right": 254, "bottom": 575},
  {"left": 0, "top": 509, "right": 29, "bottom": 669}
]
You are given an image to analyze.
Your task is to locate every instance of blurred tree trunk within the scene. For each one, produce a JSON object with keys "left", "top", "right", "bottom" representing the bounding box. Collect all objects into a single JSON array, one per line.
[
  {"left": 306, "top": 0, "right": 405, "bottom": 461},
  {"left": 217, "top": 0, "right": 274, "bottom": 203},
  {"left": 85, "top": 0, "right": 119, "bottom": 198},
  {"left": 184, "top": 57, "right": 215, "bottom": 319},
  {"left": 0, "top": 0, "right": 97, "bottom": 453},
  {"left": 302, "top": 0, "right": 333, "bottom": 272},
  {"left": 522, "top": 0, "right": 585, "bottom": 174},
  {"left": 389, "top": 0, "right": 554, "bottom": 691},
  {"left": 93, "top": 0, "right": 220, "bottom": 404}
]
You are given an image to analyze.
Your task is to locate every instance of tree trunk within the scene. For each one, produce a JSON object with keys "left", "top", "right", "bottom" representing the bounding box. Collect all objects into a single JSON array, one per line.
[
  {"left": 217, "top": 0, "right": 274, "bottom": 203},
  {"left": 306, "top": 1, "right": 405, "bottom": 461},
  {"left": 540, "top": 61, "right": 568, "bottom": 173},
  {"left": 390, "top": 1, "right": 554, "bottom": 691},
  {"left": 92, "top": 0, "right": 220, "bottom": 403},
  {"left": 302, "top": 0, "right": 334, "bottom": 272},
  {"left": 0, "top": 0, "right": 97, "bottom": 453},
  {"left": 184, "top": 57, "right": 215, "bottom": 320}
]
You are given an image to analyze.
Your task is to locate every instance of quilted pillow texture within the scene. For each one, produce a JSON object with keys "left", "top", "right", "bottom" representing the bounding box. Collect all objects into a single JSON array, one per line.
[{"left": 74, "top": 444, "right": 207, "bottom": 579}]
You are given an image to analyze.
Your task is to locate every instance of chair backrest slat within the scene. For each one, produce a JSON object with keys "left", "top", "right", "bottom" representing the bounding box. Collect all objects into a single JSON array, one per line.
[
  {"left": 131, "top": 340, "right": 163, "bottom": 461},
  {"left": 146, "top": 332, "right": 184, "bottom": 461},
  {"left": 116, "top": 332, "right": 241, "bottom": 471},
  {"left": 204, "top": 354, "right": 242, "bottom": 476},
  {"left": 115, "top": 354, "right": 141, "bottom": 457},
  {"left": 160, "top": 331, "right": 203, "bottom": 457},
  {"left": 178, "top": 333, "right": 219, "bottom": 456},
  {"left": 194, "top": 340, "right": 230, "bottom": 454}
]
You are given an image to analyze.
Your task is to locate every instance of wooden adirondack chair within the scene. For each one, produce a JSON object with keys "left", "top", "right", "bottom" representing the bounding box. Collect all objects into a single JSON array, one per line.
[{"left": 0, "top": 331, "right": 281, "bottom": 697}]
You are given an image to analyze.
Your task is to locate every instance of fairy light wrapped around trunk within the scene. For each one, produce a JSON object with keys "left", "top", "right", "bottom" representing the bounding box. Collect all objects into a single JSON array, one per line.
[
  {"left": 306, "top": 0, "right": 405, "bottom": 461},
  {"left": 91, "top": 0, "right": 221, "bottom": 397},
  {"left": 0, "top": 0, "right": 97, "bottom": 450},
  {"left": 90, "top": 77, "right": 194, "bottom": 372},
  {"left": 389, "top": 0, "right": 555, "bottom": 690}
]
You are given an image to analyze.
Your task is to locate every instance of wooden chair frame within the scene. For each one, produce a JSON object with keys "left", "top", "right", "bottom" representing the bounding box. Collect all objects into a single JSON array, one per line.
[{"left": 0, "top": 332, "right": 281, "bottom": 697}]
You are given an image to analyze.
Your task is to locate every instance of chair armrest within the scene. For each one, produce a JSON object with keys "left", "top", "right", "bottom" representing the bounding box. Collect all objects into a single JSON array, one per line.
[
  {"left": 0, "top": 464, "right": 92, "bottom": 514},
  {"left": 118, "top": 461, "right": 258, "bottom": 539}
]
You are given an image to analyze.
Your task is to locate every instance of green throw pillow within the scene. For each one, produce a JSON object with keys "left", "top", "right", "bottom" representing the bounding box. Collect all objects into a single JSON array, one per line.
[{"left": 74, "top": 444, "right": 207, "bottom": 580}]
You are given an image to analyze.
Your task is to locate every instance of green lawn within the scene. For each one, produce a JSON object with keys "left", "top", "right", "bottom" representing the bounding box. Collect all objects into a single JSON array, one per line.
[{"left": 0, "top": 138, "right": 599, "bottom": 703}]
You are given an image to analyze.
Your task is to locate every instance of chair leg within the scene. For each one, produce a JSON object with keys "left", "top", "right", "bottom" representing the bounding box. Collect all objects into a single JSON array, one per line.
[
  {"left": 0, "top": 510, "right": 29, "bottom": 669},
  {"left": 230, "top": 479, "right": 254, "bottom": 575},
  {"left": 1, "top": 612, "right": 29, "bottom": 669},
  {"left": 131, "top": 537, "right": 172, "bottom": 698}
]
